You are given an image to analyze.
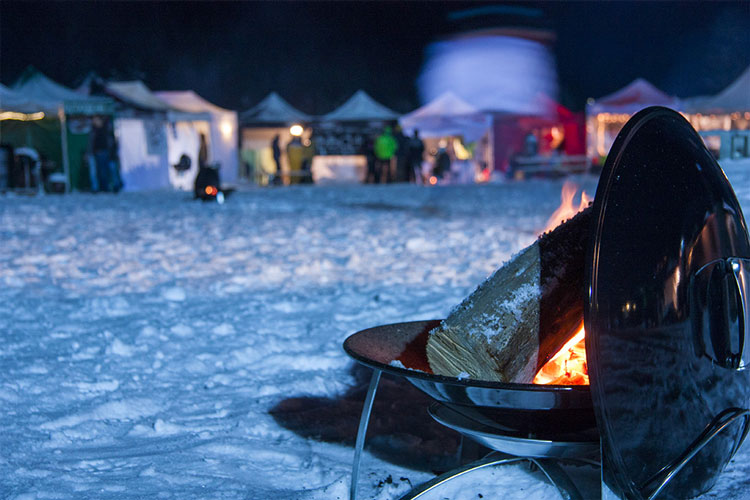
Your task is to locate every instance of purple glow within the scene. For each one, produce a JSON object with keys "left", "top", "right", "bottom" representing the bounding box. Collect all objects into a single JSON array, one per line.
[{"left": 418, "top": 35, "right": 558, "bottom": 116}]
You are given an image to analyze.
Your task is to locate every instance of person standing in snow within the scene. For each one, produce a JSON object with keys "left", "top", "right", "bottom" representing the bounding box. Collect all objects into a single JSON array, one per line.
[
  {"left": 363, "top": 134, "right": 378, "bottom": 184},
  {"left": 408, "top": 129, "right": 424, "bottom": 184},
  {"left": 271, "top": 134, "right": 282, "bottom": 185},
  {"left": 374, "top": 126, "right": 397, "bottom": 183},
  {"left": 393, "top": 125, "right": 410, "bottom": 182},
  {"left": 286, "top": 136, "right": 305, "bottom": 185}
]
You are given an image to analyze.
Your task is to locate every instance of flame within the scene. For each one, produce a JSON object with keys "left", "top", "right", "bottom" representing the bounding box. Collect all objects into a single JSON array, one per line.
[
  {"left": 533, "top": 183, "right": 592, "bottom": 386},
  {"left": 542, "top": 181, "right": 592, "bottom": 233},
  {"left": 533, "top": 323, "right": 588, "bottom": 385}
]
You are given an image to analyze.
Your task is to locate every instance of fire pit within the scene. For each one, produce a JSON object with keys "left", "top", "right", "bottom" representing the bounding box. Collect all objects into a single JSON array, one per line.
[{"left": 344, "top": 107, "right": 750, "bottom": 500}]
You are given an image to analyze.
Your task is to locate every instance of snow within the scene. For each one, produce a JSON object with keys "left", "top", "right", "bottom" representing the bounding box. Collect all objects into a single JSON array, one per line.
[{"left": 2, "top": 162, "right": 750, "bottom": 499}]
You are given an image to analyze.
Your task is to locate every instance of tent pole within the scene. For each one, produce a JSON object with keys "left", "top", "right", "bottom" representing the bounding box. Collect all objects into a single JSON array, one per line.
[{"left": 58, "top": 106, "right": 71, "bottom": 193}]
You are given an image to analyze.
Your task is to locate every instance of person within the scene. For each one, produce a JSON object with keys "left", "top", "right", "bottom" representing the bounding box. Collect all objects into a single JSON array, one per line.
[
  {"left": 523, "top": 132, "right": 538, "bottom": 157},
  {"left": 286, "top": 136, "right": 305, "bottom": 185},
  {"left": 89, "top": 116, "right": 111, "bottom": 192},
  {"left": 198, "top": 132, "right": 209, "bottom": 168},
  {"left": 271, "top": 134, "right": 282, "bottom": 185},
  {"left": 393, "top": 125, "right": 410, "bottom": 182},
  {"left": 300, "top": 133, "right": 316, "bottom": 184},
  {"left": 194, "top": 133, "right": 220, "bottom": 200},
  {"left": 433, "top": 140, "right": 450, "bottom": 180},
  {"left": 363, "top": 134, "right": 378, "bottom": 184},
  {"left": 408, "top": 129, "right": 424, "bottom": 183},
  {"left": 374, "top": 126, "right": 398, "bottom": 183},
  {"left": 109, "top": 131, "right": 123, "bottom": 192}
]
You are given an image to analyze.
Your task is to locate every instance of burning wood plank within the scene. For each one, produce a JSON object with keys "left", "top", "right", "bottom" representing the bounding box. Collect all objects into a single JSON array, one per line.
[{"left": 426, "top": 205, "right": 591, "bottom": 383}]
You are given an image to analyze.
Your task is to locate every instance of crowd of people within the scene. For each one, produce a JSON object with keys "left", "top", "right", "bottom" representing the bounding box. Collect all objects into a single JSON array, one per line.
[{"left": 364, "top": 125, "right": 424, "bottom": 184}]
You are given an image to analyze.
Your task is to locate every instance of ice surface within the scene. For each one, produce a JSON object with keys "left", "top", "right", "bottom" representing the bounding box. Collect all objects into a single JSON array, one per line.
[{"left": 2, "top": 164, "right": 750, "bottom": 499}]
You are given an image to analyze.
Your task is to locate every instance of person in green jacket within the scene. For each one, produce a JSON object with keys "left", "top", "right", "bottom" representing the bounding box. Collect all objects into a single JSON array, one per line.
[{"left": 374, "top": 126, "right": 398, "bottom": 183}]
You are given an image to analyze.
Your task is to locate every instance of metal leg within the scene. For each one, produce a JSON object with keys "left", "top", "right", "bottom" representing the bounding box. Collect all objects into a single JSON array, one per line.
[
  {"left": 530, "top": 458, "right": 585, "bottom": 500},
  {"left": 640, "top": 407, "right": 750, "bottom": 500},
  {"left": 350, "top": 369, "right": 381, "bottom": 500},
  {"left": 398, "top": 452, "right": 525, "bottom": 500}
]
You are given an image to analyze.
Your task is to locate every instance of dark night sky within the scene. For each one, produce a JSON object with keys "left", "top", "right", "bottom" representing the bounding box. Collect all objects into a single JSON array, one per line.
[{"left": 1, "top": 1, "right": 748, "bottom": 114}]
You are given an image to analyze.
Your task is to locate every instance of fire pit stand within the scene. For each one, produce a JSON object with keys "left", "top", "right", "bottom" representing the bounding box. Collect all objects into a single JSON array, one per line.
[
  {"left": 348, "top": 365, "right": 596, "bottom": 500},
  {"left": 344, "top": 320, "right": 600, "bottom": 500},
  {"left": 344, "top": 107, "right": 750, "bottom": 500}
]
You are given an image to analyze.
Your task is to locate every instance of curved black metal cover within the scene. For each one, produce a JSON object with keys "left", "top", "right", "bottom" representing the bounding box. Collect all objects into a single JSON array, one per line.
[{"left": 586, "top": 107, "right": 750, "bottom": 499}]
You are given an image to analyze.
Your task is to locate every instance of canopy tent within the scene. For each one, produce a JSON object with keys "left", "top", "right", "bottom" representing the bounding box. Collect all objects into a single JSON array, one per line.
[
  {"left": 156, "top": 90, "right": 239, "bottom": 185},
  {"left": 238, "top": 92, "right": 313, "bottom": 184},
  {"left": 399, "top": 92, "right": 490, "bottom": 141},
  {"left": 7, "top": 69, "right": 115, "bottom": 191},
  {"left": 0, "top": 83, "right": 57, "bottom": 115},
  {"left": 240, "top": 92, "right": 311, "bottom": 125},
  {"left": 586, "top": 78, "right": 680, "bottom": 115},
  {"left": 686, "top": 66, "right": 750, "bottom": 114},
  {"left": 586, "top": 78, "right": 680, "bottom": 158},
  {"left": 682, "top": 66, "right": 750, "bottom": 159},
  {"left": 87, "top": 80, "right": 212, "bottom": 192},
  {"left": 321, "top": 90, "right": 399, "bottom": 122},
  {"left": 12, "top": 67, "right": 113, "bottom": 116}
]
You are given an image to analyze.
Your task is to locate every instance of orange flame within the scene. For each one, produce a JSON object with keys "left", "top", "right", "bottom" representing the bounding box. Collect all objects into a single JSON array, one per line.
[
  {"left": 542, "top": 181, "right": 592, "bottom": 233},
  {"left": 533, "top": 323, "right": 588, "bottom": 385},
  {"left": 533, "top": 182, "right": 593, "bottom": 386}
]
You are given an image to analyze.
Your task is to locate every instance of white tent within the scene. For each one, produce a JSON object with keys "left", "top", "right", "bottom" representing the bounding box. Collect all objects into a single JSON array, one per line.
[
  {"left": 399, "top": 92, "right": 490, "bottom": 141},
  {"left": 240, "top": 92, "right": 311, "bottom": 125},
  {"left": 322, "top": 90, "right": 399, "bottom": 122},
  {"left": 156, "top": 90, "right": 239, "bottom": 185},
  {"left": 100, "top": 81, "right": 210, "bottom": 192},
  {"left": 686, "top": 66, "right": 750, "bottom": 114},
  {"left": 682, "top": 66, "right": 750, "bottom": 159}
]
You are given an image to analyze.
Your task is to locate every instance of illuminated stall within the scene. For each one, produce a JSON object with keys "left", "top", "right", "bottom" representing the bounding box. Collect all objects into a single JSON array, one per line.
[
  {"left": 156, "top": 90, "right": 238, "bottom": 185},
  {"left": 399, "top": 92, "right": 492, "bottom": 183},
  {"left": 99, "top": 80, "right": 210, "bottom": 192},
  {"left": 683, "top": 66, "right": 750, "bottom": 159},
  {"left": 585, "top": 79, "right": 679, "bottom": 162},
  {"left": 239, "top": 92, "right": 311, "bottom": 185},
  {"left": 5, "top": 68, "right": 114, "bottom": 192},
  {"left": 315, "top": 90, "right": 399, "bottom": 184}
]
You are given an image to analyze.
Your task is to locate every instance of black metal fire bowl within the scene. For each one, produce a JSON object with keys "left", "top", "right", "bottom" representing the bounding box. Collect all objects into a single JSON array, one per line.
[{"left": 344, "top": 319, "right": 597, "bottom": 440}]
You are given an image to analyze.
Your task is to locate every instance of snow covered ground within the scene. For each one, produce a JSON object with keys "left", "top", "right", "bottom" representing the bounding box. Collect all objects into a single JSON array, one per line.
[{"left": 2, "top": 161, "right": 750, "bottom": 500}]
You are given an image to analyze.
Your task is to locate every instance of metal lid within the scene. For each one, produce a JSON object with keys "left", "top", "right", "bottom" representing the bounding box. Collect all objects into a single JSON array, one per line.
[{"left": 585, "top": 107, "right": 750, "bottom": 499}]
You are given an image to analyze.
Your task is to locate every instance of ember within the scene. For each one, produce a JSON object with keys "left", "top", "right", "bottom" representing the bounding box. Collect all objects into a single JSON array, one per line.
[{"left": 533, "top": 323, "right": 588, "bottom": 385}]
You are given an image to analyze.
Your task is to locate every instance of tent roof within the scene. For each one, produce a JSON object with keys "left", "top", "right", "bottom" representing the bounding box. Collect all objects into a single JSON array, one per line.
[
  {"left": 0, "top": 83, "right": 59, "bottom": 114},
  {"left": 322, "top": 90, "right": 399, "bottom": 122},
  {"left": 588, "top": 78, "right": 679, "bottom": 114},
  {"left": 12, "top": 67, "right": 113, "bottom": 115},
  {"left": 399, "top": 92, "right": 489, "bottom": 140},
  {"left": 688, "top": 66, "right": 750, "bottom": 113},
  {"left": 403, "top": 91, "right": 480, "bottom": 119},
  {"left": 240, "top": 92, "right": 310, "bottom": 124},
  {"left": 106, "top": 81, "right": 174, "bottom": 112},
  {"left": 155, "top": 90, "right": 235, "bottom": 115}
]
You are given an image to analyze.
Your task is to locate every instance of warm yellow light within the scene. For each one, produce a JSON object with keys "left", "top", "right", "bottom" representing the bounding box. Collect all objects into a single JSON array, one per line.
[
  {"left": 220, "top": 121, "right": 233, "bottom": 140},
  {"left": 0, "top": 111, "right": 45, "bottom": 121},
  {"left": 429, "top": 176, "right": 438, "bottom": 185},
  {"left": 290, "top": 124, "right": 303, "bottom": 137}
]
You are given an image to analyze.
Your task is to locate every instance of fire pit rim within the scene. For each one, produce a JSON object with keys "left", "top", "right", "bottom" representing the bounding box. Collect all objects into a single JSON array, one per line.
[{"left": 343, "top": 319, "right": 591, "bottom": 393}]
